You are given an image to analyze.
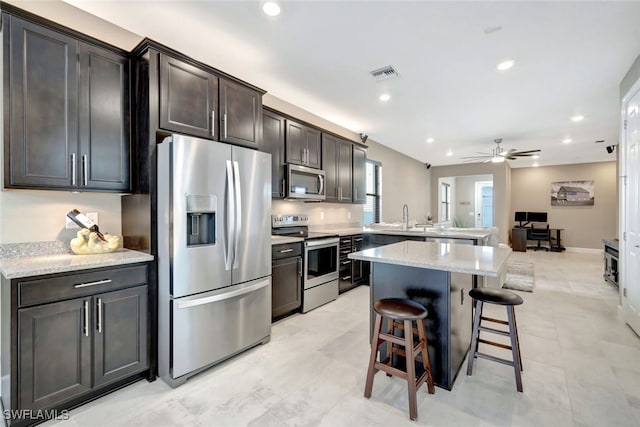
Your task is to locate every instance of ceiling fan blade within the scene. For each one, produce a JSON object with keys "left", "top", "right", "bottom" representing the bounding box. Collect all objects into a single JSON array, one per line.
[
  {"left": 512, "top": 149, "right": 541, "bottom": 155},
  {"left": 460, "top": 155, "right": 492, "bottom": 160}
]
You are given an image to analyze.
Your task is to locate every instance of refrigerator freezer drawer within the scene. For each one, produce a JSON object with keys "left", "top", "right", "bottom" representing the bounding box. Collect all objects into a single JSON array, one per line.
[
  {"left": 171, "top": 278, "right": 271, "bottom": 379},
  {"left": 302, "top": 279, "right": 338, "bottom": 313}
]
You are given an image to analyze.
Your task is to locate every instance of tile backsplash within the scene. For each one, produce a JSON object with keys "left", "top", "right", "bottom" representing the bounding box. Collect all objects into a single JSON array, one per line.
[{"left": 272, "top": 200, "right": 363, "bottom": 230}]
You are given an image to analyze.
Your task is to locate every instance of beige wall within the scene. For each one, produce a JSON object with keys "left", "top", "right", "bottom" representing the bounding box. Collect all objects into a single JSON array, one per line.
[
  {"left": 510, "top": 162, "right": 617, "bottom": 249},
  {"left": 365, "top": 141, "right": 431, "bottom": 224},
  {"left": 454, "top": 175, "right": 493, "bottom": 228},
  {"left": 430, "top": 162, "right": 511, "bottom": 244}
]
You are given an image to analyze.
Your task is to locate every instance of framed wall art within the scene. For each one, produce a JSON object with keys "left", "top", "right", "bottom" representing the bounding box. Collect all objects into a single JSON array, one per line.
[{"left": 551, "top": 180, "right": 594, "bottom": 206}]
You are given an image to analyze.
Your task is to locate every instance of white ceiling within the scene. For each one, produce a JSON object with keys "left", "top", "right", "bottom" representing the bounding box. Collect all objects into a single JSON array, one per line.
[{"left": 63, "top": 0, "right": 640, "bottom": 168}]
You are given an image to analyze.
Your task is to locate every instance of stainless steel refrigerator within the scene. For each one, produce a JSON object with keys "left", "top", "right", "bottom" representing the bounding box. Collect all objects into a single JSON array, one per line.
[{"left": 156, "top": 134, "right": 272, "bottom": 387}]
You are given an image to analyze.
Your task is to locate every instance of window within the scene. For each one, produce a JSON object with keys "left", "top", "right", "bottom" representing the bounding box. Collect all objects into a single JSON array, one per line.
[
  {"left": 363, "top": 160, "right": 382, "bottom": 225},
  {"left": 440, "top": 182, "right": 451, "bottom": 222}
]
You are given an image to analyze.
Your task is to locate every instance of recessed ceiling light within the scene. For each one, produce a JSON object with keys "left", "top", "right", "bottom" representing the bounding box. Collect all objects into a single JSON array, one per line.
[
  {"left": 426, "top": 138, "right": 435, "bottom": 143},
  {"left": 379, "top": 93, "right": 391, "bottom": 102},
  {"left": 532, "top": 154, "right": 540, "bottom": 159},
  {"left": 532, "top": 163, "right": 539, "bottom": 167},
  {"left": 496, "top": 60, "right": 515, "bottom": 71},
  {"left": 562, "top": 138, "right": 572, "bottom": 144},
  {"left": 262, "top": 1, "right": 281, "bottom": 16},
  {"left": 446, "top": 150, "right": 453, "bottom": 157},
  {"left": 570, "top": 115, "right": 584, "bottom": 122}
]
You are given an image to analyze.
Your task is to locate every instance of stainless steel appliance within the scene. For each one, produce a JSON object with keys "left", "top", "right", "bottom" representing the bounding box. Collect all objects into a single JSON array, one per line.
[
  {"left": 604, "top": 239, "right": 619, "bottom": 287},
  {"left": 286, "top": 164, "right": 326, "bottom": 200},
  {"left": 157, "top": 134, "right": 272, "bottom": 387},
  {"left": 271, "top": 215, "right": 339, "bottom": 312}
]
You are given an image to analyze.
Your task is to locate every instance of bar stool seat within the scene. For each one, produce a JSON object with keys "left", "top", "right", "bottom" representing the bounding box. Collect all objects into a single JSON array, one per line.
[
  {"left": 364, "top": 298, "right": 435, "bottom": 420},
  {"left": 467, "top": 288, "right": 524, "bottom": 392}
]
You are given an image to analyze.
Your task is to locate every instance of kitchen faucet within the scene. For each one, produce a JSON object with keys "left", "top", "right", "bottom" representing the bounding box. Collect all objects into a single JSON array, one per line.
[{"left": 402, "top": 204, "right": 409, "bottom": 230}]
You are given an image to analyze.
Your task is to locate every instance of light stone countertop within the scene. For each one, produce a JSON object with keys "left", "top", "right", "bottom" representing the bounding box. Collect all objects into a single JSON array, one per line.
[
  {"left": 0, "top": 241, "right": 154, "bottom": 279},
  {"left": 271, "top": 235, "right": 304, "bottom": 245},
  {"left": 314, "top": 226, "right": 492, "bottom": 240},
  {"left": 348, "top": 240, "right": 511, "bottom": 277}
]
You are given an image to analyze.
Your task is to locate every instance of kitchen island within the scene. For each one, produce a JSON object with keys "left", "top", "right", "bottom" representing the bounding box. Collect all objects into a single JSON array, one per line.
[{"left": 349, "top": 240, "right": 511, "bottom": 390}]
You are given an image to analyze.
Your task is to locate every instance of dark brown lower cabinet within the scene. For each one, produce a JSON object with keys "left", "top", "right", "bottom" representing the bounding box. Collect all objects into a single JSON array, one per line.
[
  {"left": 2, "top": 263, "right": 150, "bottom": 426},
  {"left": 18, "top": 298, "right": 92, "bottom": 410},
  {"left": 271, "top": 243, "right": 302, "bottom": 321}
]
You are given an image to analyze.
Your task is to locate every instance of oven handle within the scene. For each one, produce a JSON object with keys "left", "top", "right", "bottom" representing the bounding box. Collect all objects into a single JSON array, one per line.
[{"left": 305, "top": 237, "right": 339, "bottom": 248}]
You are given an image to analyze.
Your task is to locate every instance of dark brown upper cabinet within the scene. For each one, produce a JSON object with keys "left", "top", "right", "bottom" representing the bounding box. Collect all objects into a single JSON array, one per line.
[
  {"left": 285, "top": 119, "right": 321, "bottom": 169},
  {"left": 262, "top": 109, "right": 286, "bottom": 199},
  {"left": 352, "top": 145, "right": 367, "bottom": 204},
  {"left": 3, "top": 15, "right": 131, "bottom": 192},
  {"left": 159, "top": 54, "right": 263, "bottom": 149},
  {"left": 322, "top": 134, "right": 352, "bottom": 203},
  {"left": 159, "top": 53, "right": 218, "bottom": 139},
  {"left": 219, "top": 78, "right": 262, "bottom": 149}
]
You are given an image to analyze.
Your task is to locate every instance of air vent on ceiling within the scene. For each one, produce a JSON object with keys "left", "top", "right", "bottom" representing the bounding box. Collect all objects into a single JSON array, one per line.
[{"left": 370, "top": 65, "right": 400, "bottom": 81}]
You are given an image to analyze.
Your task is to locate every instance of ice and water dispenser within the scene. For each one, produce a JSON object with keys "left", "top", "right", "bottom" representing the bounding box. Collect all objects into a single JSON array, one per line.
[{"left": 186, "top": 195, "right": 216, "bottom": 246}]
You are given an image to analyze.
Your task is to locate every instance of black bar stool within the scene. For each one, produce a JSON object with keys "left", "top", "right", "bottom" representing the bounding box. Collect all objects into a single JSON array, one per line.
[
  {"left": 466, "top": 288, "right": 524, "bottom": 392},
  {"left": 364, "top": 298, "right": 435, "bottom": 420}
]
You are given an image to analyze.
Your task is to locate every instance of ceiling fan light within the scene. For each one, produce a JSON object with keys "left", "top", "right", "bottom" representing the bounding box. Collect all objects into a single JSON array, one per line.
[
  {"left": 491, "top": 156, "right": 505, "bottom": 163},
  {"left": 262, "top": 1, "right": 281, "bottom": 16}
]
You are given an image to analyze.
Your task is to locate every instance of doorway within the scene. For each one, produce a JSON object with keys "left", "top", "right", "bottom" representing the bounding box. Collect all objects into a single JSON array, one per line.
[{"left": 475, "top": 181, "right": 494, "bottom": 228}]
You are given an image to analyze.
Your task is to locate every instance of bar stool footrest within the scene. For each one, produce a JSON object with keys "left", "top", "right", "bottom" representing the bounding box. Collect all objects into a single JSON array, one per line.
[{"left": 474, "top": 351, "right": 516, "bottom": 367}]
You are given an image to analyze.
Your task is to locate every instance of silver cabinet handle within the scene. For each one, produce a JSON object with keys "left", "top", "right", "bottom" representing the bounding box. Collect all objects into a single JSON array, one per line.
[
  {"left": 83, "top": 300, "right": 89, "bottom": 337},
  {"left": 211, "top": 111, "right": 215, "bottom": 137},
  {"left": 301, "top": 148, "right": 305, "bottom": 164},
  {"left": 82, "top": 155, "right": 88, "bottom": 186},
  {"left": 225, "top": 160, "right": 235, "bottom": 271},
  {"left": 318, "top": 174, "right": 324, "bottom": 195},
  {"left": 279, "top": 248, "right": 294, "bottom": 253},
  {"left": 71, "top": 153, "right": 77, "bottom": 185},
  {"left": 224, "top": 113, "right": 228, "bottom": 139},
  {"left": 281, "top": 179, "right": 286, "bottom": 198},
  {"left": 97, "top": 298, "right": 102, "bottom": 333},
  {"left": 233, "top": 160, "right": 242, "bottom": 269},
  {"left": 74, "top": 279, "right": 112, "bottom": 289}
]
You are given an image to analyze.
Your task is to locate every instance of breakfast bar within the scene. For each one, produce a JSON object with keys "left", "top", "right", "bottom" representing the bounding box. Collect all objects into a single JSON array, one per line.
[{"left": 349, "top": 240, "right": 511, "bottom": 390}]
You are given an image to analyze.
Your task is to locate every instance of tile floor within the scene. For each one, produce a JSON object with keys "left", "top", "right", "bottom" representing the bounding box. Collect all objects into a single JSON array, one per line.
[{"left": 45, "top": 250, "right": 640, "bottom": 427}]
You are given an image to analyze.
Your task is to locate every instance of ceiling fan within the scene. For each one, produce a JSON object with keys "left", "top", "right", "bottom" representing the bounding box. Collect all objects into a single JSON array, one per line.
[{"left": 460, "top": 139, "right": 541, "bottom": 163}]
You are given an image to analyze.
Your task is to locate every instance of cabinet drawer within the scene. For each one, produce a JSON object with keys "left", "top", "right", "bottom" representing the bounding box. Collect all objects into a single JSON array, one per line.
[
  {"left": 272, "top": 243, "right": 302, "bottom": 260},
  {"left": 18, "top": 265, "right": 148, "bottom": 307}
]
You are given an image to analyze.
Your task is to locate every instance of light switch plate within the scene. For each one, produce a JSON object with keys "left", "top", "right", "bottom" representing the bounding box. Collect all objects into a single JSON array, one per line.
[{"left": 65, "top": 212, "right": 99, "bottom": 229}]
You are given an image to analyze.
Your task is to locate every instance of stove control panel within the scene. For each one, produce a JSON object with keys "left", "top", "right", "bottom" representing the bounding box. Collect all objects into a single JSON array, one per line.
[{"left": 272, "top": 214, "right": 309, "bottom": 228}]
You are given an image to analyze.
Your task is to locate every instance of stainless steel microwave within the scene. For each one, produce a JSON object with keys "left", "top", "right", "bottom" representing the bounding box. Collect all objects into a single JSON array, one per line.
[{"left": 286, "top": 164, "right": 325, "bottom": 200}]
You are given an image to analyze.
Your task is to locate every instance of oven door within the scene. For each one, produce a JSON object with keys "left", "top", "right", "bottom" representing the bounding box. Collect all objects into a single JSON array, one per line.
[
  {"left": 304, "top": 238, "right": 339, "bottom": 289},
  {"left": 287, "top": 164, "right": 325, "bottom": 200}
]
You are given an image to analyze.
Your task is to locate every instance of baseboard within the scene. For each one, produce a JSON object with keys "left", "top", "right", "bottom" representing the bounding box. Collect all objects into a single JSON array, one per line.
[{"left": 564, "top": 247, "right": 602, "bottom": 254}]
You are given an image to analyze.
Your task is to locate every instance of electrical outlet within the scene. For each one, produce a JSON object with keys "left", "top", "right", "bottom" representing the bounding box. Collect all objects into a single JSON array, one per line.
[{"left": 65, "top": 212, "right": 99, "bottom": 229}]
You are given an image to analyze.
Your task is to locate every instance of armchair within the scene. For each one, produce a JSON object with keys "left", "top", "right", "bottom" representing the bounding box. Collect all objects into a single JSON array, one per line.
[{"left": 527, "top": 224, "right": 551, "bottom": 251}]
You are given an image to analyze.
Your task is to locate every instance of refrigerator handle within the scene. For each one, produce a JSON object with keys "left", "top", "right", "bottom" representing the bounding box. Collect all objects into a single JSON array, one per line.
[
  {"left": 225, "top": 160, "right": 235, "bottom": 271},
  {"left": 232, "top": 161, "right": 242, "bottom": 269}
]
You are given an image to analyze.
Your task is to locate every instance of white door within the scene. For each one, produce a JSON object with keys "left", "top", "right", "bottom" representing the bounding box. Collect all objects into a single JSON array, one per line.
[
  {"left": 622, "top": 81, "right": 640, "bottom": 335},
  {"left": 475, "top": 181, "right": 494, "bottom": 228}
]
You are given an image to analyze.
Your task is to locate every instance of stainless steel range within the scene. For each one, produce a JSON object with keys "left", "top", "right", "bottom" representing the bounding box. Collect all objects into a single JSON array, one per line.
[{"left": 272, "top": 215, "right": 339, "bottom": 312}]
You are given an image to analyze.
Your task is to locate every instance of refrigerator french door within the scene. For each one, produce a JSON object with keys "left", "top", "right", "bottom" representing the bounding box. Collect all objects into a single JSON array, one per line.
[{"left": 157, "top": 134, "right": 271, "bottom": 386}]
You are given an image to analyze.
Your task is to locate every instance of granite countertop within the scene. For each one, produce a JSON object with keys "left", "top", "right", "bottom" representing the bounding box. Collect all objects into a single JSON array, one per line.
[
  {"left": 0, "top": 241, "right": 154, "bottom": 279},
  {"left": 271, "top": 235, "right": 304, "bottom": 245},
  {"left": 317, "top": 227, "right": 366, "bottom": 236},
  {"left": 363, "top": 227, "right": 493, "bottom": 240},
  {"left": 348, "top": 240, "right": 511, "bottom": 277}
]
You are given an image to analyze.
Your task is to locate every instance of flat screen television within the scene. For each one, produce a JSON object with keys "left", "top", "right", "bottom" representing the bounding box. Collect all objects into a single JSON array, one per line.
[
  {"left": 527, "top": 212, "right": 547, "bottom": 223},
  {"left": 514, "top": 212, "right": 527, "bottom": 222}
]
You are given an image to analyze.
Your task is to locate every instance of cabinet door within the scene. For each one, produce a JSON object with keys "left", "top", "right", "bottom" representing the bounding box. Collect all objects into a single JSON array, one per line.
[
  {"left": 220, "top": 78, "right": 262, "bottom": 148},
  {"left": 352, "top": 236, "right": 365, "bottom": 283},
  {"left": 352, "top": 145, "right": 367, "bottom": 204},
  {"left": 79, "top": 44, "right": 131, "bottom": 192},
  {"left": 305, "top": 127, "right": 322, "bottom": 169},
  {"left": 94, "top": 286, "right": 148, "bottom": 387},
  {"left": 6, "top": 16, "right": 79, "bottom": 189},
  {"left": 285, "top": 119, "right": 305, "bottom": 165},
  {"left": 337, "top": 139, "right": 353, "bottom": 202},
  {"left": 159, "top": 54, "right": 218, "bottom": 139},
  {"left": 263, "top": 110, "right": 286, "bottom": 198},
  {"left": 19, "top": 298, "right": 91, "bottom": 410},
  {"left": 271, "top": 257, "right": 302, "bottom": 320},
  {"left": 321, "top": 133, "right": 339, "bottom": 202}
]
